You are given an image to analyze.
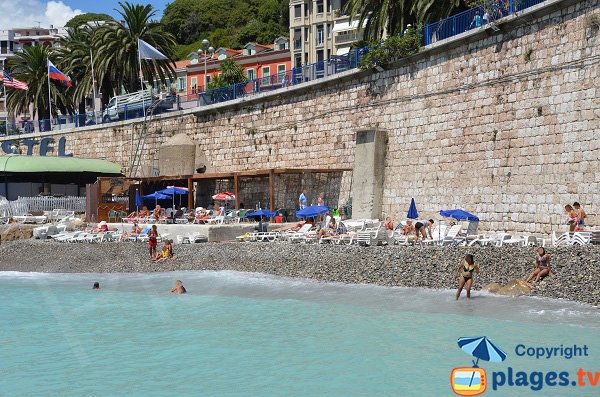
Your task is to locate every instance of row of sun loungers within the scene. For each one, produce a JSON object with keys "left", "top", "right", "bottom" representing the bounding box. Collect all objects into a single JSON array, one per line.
[{"left": 237, "top": 219, "right": 598, "bottom": 247}]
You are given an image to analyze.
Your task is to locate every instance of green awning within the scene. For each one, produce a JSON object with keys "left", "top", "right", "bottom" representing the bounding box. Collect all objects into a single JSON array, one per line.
[{"left": 0, "top": 155, "right": 122, "bottom": 175}]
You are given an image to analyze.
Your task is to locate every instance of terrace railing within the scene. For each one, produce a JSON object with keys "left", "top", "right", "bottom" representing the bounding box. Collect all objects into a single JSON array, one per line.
[
  {"left": 16, "top": 196, "right": 86, "bottom": 213},
  {"left": 423, "top": 0, "right": 547, "bottom": 45}
]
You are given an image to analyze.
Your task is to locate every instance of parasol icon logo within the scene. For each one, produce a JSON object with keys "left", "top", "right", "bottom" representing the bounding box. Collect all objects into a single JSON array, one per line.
[{"left": 451, "top": 336, "right": 507, "bottom": 396}]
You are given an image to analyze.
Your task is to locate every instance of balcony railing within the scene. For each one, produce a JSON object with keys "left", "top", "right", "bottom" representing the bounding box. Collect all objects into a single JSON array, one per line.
[{"left": 335, "top": 31, "right": 361, "bottom": 44}]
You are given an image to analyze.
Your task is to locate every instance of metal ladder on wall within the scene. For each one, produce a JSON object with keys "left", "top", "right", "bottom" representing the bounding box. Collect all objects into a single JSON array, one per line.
[{"left": 128, "top": 98, "right": 163, "bottom": 177}]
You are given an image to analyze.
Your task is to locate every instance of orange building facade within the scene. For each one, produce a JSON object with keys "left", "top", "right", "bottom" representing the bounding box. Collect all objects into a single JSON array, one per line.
[{"left": 182, "top": 38, "right": 291, "bottom": 101}]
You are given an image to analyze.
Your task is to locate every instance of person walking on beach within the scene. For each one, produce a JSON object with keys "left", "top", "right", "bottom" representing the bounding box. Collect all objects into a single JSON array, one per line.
[
  {"left": 565, "top": 204, "right": 578, "bottom": 232},
  {"left": 526, "top": 247, "right": 551, "bottom": 286},
  {"left": 573, "top": 202, "right": 586, "bottom": 230},
  {"left": 455, "top": 254, "right": 480, "bottom": 300},
  {"left": 299, "top": 189, "right": 308, "bottom": 209},
  {"left": 148, "top": 225, "right": 158, "bottom": 259},
  {"left": 171, "top": 280, "right": 187, "bottom": 294},
  {"left": 316, "top": 192, "right": 325, "bottom": 206}
]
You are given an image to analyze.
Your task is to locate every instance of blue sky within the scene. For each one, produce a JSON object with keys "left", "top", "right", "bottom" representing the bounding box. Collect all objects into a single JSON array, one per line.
[
  {"left": 0, "top": 1, "right": 172, "bottom": 30},
  {"left": 65, "top": 0, "right": 171, "bottom": 19}
]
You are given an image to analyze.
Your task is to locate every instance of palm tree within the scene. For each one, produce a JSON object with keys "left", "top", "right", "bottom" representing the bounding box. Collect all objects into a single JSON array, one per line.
[
  {"left": 93, "top": 2, "right": 176, "bottom": 98},
  {"left": 207, "top": 59, "right": 247, "bottom": 89},
  {"left": 344, "top": 0, "right": 460, "bottom": 41},
  {"left": 56, "top": 25, "right": 96, "bottom": 115},
  {"left": 6, "top": 46, "right": 74, "bottom": 124}
]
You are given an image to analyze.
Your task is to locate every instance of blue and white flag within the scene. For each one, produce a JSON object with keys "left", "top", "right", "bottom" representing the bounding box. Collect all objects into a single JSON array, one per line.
[{"left": 138, "top": 38, "right": 167, "bottom": 60}]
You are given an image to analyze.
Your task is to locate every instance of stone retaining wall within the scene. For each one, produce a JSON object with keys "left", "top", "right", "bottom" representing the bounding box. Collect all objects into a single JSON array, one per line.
[{"left": 2, "top": 0, "right": 599, "bottom": 233}]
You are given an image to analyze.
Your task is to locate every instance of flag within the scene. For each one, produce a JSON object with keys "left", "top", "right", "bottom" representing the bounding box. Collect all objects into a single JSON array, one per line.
[
  {"left": 1, "top": 70, "right": 29, "bottom": 90},
  {"left": 138, "top": 38, "right": 167, "bottom": 60},
  {"left": 48, "top": 60, "right": 72, "bottom": 87}
]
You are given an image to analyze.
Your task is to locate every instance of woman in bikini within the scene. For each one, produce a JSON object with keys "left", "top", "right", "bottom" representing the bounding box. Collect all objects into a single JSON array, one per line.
[
  {"left": 455, "top": 254, "right": 480, "bottom": 300},
  {"left": 565, "top": 204, "right": 578, "bottom": 232},
  {"left": 526, "top": 247, "right": 551, "bottom": 286}
]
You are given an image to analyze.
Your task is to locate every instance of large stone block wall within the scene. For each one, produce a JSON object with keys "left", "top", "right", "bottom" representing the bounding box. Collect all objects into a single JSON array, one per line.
[{"left": 3, "top": 0, "right": 599, "bottom": 233}]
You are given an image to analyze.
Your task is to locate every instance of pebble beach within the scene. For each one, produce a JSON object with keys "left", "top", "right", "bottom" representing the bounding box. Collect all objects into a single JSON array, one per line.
[{"left": 1, "top": 240, "right": 598, "bottom": 306}]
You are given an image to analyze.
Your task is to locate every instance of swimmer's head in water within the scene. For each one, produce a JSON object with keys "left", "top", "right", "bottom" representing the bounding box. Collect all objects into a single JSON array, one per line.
[{"left": 92, "top": 282, "right": 100, "bottom": 289}]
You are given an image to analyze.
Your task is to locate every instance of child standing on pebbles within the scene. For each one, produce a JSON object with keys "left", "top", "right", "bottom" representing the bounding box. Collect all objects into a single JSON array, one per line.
[{"left": 148, "top": 225, "right": 158, "bottom": 259}]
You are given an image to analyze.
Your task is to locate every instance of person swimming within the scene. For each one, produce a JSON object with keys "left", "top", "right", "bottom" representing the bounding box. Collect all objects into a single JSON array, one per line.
[
  {"left": 92, "top": 282, "right": 100, "bottom": 290},
  {"left": 170, "top": 280, "right": 186, "bottom": 294},
  {"left": 455, "top": 254, "right": 480, "bottom": 300}
]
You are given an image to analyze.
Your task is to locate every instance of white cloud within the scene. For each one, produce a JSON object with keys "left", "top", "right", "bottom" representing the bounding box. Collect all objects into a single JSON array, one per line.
[{"left": 0, "top": 1, "right": 83, "bottom": 30}]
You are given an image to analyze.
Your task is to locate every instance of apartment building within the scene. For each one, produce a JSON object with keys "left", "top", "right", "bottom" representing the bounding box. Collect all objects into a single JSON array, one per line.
[
  {"left": 1, "top": 26, "right": 67, "bottom": 124},
  {"left": 184, "top": 37, "right": 290, "bottom": 97},
  {"left": 289, "top": 0, "right": 365, "bottom": 67}
]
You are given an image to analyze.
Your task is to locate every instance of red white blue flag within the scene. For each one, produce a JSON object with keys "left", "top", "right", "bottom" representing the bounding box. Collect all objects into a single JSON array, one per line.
[
  {"left": 1, "top": 70, "right": 29, "bottom": 90},
  {"left": 48, "top": 60, "right": 72, "bottom": 87}
]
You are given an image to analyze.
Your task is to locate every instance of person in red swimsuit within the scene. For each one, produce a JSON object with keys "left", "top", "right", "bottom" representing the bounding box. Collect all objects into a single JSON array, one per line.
[{"left": 148, "top": 224, "right": 158, "bottom": 259}]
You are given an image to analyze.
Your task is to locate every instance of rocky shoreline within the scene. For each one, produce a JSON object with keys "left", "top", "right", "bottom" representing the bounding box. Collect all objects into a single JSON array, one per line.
[{"left": 0, "top": 240, "right": 598, "bottom": 306}]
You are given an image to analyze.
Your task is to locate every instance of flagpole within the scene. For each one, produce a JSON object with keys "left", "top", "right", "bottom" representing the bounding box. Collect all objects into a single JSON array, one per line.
[
  {"left": 46, "top": 58, "right": 53, "bottom": 131},
  {"left": 137, "top": 39, "right": 145, "bottom": 118},
  {"left": 89, "top": 47, "right": 98, "bottom": 114}
]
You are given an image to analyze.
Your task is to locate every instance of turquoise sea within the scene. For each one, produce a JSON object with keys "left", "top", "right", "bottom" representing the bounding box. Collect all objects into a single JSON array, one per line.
[{"left": 1, "top": 271, "right": 599, "bottom": 396}]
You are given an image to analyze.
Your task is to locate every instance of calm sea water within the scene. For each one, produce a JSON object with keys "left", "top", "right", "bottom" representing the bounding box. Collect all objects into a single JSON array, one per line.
[{"left": 1, "top": 271, "right": 598, "bottom": 396}]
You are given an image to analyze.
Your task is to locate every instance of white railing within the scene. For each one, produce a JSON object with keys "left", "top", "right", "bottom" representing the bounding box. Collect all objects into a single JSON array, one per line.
[{"left": 15, "top": 196, "right": 86, "bottom": 213}]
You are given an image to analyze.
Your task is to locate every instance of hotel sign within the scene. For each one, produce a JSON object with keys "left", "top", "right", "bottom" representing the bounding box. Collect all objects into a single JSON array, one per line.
[{"left": 1, "top": 136, "right": 72, "bottom": 156}]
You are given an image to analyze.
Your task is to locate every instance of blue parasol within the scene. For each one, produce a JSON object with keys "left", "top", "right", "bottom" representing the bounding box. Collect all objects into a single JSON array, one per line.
[
  {"left": 143, "top": 192, "right": 170, "bottom": 207},
  {"left": 158, "top": 186, "right": 189, "bottom": 210},
  {"left": 440, "top": 209, "right": 479, "bottom": 222},
  {"left": 135, "top": 189, "right": 142, "bottom": 209},
  {"left": 458, "top": 336, "right": 507, "bottom": 386},
  {"left": 407, "top": 198, "right": 419, "bottom": 219},
  {"left": 296, "top": 205, "right": 330, "bottom": 218},
  {"left": 245, "top": 209, "right": 277, "bottom": 218}
]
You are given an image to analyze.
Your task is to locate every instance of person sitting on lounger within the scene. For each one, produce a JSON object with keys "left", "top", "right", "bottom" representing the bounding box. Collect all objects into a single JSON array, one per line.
[
  {"left": 122, "top": 222, "right": 142, "bottom": 240},
  {"left": 195, "top": 208, "right": 211, "bottom": 223},
  {"left": 153, "top": 205, "right": 164, "bottom": 222},
  {"left": 213, "top": 204, "right": 222, "bottom": 217},
  {"left": 384, "top": 217, "right": 394, "bottom": 231},
  {"left": 401, "top": 220, "right": 414, "bottom": 235},
  {"left": 455, "top": 254, "right": 480, "bottom": 299},
  {"left": 170, "top": 280, "right": 186, "bottom": 294},
  {"left": 318, "top": 218, "right": 337, "bottom": 238},
  {"left": 526, "top": 247, "right": 551, "bottom": 286}
]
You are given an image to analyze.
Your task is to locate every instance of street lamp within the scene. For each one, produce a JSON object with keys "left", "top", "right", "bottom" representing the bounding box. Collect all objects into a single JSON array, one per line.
[{"left": 199, "top": 39, "right": 214, "bottom": 91}]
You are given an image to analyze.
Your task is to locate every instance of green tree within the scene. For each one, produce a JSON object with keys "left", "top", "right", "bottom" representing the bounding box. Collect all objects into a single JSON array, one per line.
[
  {"left": 6, "top": 46, "right": 74, "bottom": 121},
  {"left": 207, "top": 59, "right": 246, "bottom": 89},
  {"left": 93, "top": 2, "right": 176, "bottom": 97},
  {"left": 55, "top": 25, "right": 96, "bottom": 113},
  {"left": 344, "top": 0, "right": 460, "bottom": 41},
  {"left": 64, "top": 13, "right": 114, "bottom": 28}
]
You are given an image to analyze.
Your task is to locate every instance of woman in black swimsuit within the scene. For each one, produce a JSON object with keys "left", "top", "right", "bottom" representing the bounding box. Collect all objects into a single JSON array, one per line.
[
  {"left": 526, "top": 247, "right": 551, "bottom": 286},
  {"left": 455, "top": 254, "right": 480, "bottom": 300}
]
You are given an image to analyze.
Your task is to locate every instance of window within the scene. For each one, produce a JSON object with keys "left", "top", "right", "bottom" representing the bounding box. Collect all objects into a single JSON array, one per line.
[
  {"left": 177, "top": 77, "right": 186, "bottom": 92},
  {"left": 294, "top": 29, "right": 302, "bottom": 49},
  {"left": 304, "top": 3, "right": 309, "bottom": 15},
  {"left": 294, "top": 4, "right": 301, "bottom": 18},
  {"left": 246, "top": 68, "right": 256, "bottom": 80},
  {"left": 317, "top": 0, "right": 324, "bottom": 13},
  {"left": 261, "top": 66, "right": 270, "bottom": 85},
  {"left": 327, "top": 23, "right": 331, "bottom": 38},
  {"left": 304, "top": 27, "right": 309, "bottom": 42},
  {"left": 316, "top": 25, "right": 324, "bottom": 45},
  {"left": 277, "top": 64, "right": 286, "bottom": 82},
  {"left": 294, "top": 55, "right": 302, "bottom": 68},
  {"left": 190, "top": 77, "right": 197, "bottom": 92}
]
